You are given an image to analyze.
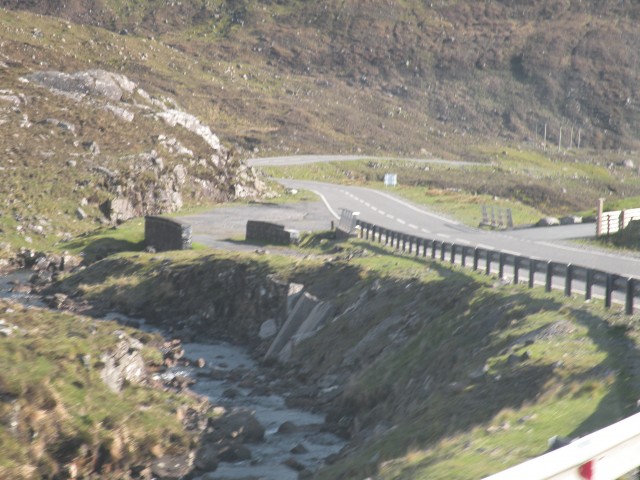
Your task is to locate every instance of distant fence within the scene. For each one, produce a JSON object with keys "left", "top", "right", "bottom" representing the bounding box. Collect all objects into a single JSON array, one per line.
[
  {"left": 145, "top": 216, "right": 192, "bottom": 252},
  {"left": 246, "top": 220, "right": 300, "bottom": 245},
  {"left": 355, "top": 219, "right": 640, "bottom": 315}
]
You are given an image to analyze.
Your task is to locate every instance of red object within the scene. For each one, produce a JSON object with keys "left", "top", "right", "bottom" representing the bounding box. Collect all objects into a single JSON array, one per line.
[{"left": 578, "top": 460, "right": 594, "bottom": 480}]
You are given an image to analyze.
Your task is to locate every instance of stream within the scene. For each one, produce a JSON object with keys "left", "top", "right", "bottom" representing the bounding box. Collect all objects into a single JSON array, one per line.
[{"left": 1, "top": 271, "right": 345, "bottom": 479}]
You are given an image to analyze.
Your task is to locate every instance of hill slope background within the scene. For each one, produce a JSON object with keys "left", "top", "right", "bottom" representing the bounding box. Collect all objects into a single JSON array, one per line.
[{"left": 2, "top": 0, "right": 640, "bottom": 156}]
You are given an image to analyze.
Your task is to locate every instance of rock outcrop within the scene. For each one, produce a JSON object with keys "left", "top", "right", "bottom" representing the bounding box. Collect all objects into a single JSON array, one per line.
[
  {"left": 21, "top": 69, "right": 269, "bottom": 224},
  {"left": 100, "top": 330, "right": 147, "bottom": 393}
]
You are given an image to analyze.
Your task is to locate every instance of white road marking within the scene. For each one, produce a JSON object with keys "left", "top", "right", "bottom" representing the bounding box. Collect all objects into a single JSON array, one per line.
[
  {"left": 370, "top": 190, "right": 462, "bottom": 225},
  {"left": 378, "top": 210, "right": 385, "bottom": 215},
  {"left": 397, "top": 219, "right": 406, "bottom": 225},
  {"left": 455, "top": 238, "right": 471, "bottom": 245},
  {"left": 310, "top": 189, "right": 341, "bottom": 219},
  {"left": 387, "top": 214, "right": 395, "bottom": 220},
  {"left": 371, "top": 207, "right": 378, "bottom": 212},
  {"left": 364, "top": 202, "right": 371, "bottom": 207},
  {"left": 408, "top": 223, "right": 418, "bottom": 230},
  {"left": 437, "top": 233, "right": 451, "bottom": 239},
  {"left": 421, "top": 228, "right": 431, "bottom": 234}
]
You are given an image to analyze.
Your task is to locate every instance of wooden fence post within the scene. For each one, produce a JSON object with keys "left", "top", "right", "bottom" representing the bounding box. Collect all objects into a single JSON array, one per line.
[{"left": 597, "top": 198, "right": 604, "bottom": 237}]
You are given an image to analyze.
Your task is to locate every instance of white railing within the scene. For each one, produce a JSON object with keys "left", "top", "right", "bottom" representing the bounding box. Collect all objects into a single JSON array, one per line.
[
  {"left": 483, "top": 412, "right": 640, "bottom": 480},
  {"left": 596, "top": 202, "right": 640, "bottom": 237}
]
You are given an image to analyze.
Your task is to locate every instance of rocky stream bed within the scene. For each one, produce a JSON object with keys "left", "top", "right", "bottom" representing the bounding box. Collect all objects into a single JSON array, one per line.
[{"left": 0, "top": 270, "right": 345, "bottom": 479}]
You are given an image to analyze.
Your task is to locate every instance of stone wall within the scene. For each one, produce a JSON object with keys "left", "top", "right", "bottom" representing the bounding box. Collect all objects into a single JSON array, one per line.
[
  {"left": 246, "top": 220, "right": 299, "bottom": 245},
  {"left": 145, "top": 216, "right": 192, "bottom": 252}
]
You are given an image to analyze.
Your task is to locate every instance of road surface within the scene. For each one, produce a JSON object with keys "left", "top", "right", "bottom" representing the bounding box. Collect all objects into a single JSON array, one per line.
[
  {"left": 278, "top": 178, "right": 640, "bottom": 278},
  {"left": 182, "top": 155, "right": 640, "bottom": 280}
]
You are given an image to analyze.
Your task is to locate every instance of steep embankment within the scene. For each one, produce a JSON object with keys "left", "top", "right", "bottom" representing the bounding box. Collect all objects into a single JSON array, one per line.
[
  {"left": 2, "top": 1, "right": 640, "bottom": 154},
  {"left": 53, "top": 236, "right": 640, "bottom": 479}
]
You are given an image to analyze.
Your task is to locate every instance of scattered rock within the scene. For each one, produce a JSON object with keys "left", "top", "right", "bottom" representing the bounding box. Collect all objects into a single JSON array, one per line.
[
  {"left": 622, "top": 159, "right": 635, "bottom": 169},
  {"left": 560, "top": 215, "right": 582, "bottom": 225},
  {"left": 259, "top": 318, "right": 278, "bottom": 339},
  {"left": 207, "top": 410, "right": 265, "bottom": 443},
  {"left": 290, "top": 443, "right": 309, "bottom": 454},
  {"left": 537, "top": 217, "right": 560, "bottom": 227},
  {"left": 217, "top": 444, "right": 251, "bottom": 462},
  {"left": 150, "top": 453, "right": 193, "bottom": 480},
  {"left": 100, "top": 333, "right": 147, "bottom": 393},
  {"left": 283, "top": 457, "right": 306, "bottom": 472},
  {"left": 194, "top": 444, "right": 219, "bottom": 472}
]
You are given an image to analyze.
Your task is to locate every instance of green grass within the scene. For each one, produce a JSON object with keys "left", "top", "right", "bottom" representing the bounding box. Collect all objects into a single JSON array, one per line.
[
  {"left": 51, "top": 230, "right": 640, "bottom": 479},
  {"left": 0, "top": 302, "right": 200, "bottom": 478}
]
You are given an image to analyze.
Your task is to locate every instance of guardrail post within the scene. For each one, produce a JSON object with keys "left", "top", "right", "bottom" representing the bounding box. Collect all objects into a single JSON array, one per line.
[
  {"left": 440, "top": 242, "right": 447, "bottom": 261},
  {"left": 565, "top": 264, "right": 573, "bottom": 296},
  {"left": 415, "top": 238, "right": 420, "bottom": 256},
  {"left": 408, "top": 236, "right": 413, "bottom": 254},
  {"left": 451, "top": 244, "right": 456, "bottom": 264},
  {"left": 473, "top": 248, "right": 480, "bottom": 271},
  {"left": 461, "top": 246, "right": 467, "bottom": 267},
  {"left": 432, "top": 241, "right": 438, "bottom": 259},
  {"left": 499, "top": 253, "right": 505, "bottom": 279},
  {"left": 545, "top": 262, "right": 553, "bottom": 292},
  {"left": 605, "top": 274, "right": 613, "bottom": 308},
  {"left": 424, "top": 240, "right": 430, "bottom": 257},
  {"left": 486, "top": 251, "right": 492, "bottom": 275},
  {"left": 585, "top": 269, "right": 593, "bottom": 300},
  {"left": 626, "top": 278, "right": 635, "bottom": 315},
  {"left": 514, "top": 256, "right": 521, "bottom": 284},
  {"left": 529, "top": 259, "right": 536, "bottom": 288}
]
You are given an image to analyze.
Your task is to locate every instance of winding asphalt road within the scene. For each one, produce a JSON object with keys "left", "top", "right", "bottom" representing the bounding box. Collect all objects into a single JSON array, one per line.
[{"left": 183, "top": 155, "right": 640, "bottom": 280}]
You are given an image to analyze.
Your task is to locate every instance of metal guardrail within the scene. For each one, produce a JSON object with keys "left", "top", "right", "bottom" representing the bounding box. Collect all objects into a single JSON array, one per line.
[
  {"left": 482, "top": 411, "right": 640, "bottom": 480},
  {"left": 355, "top": 219, "right": 640, "bottom": 478},
  {"left": 355, "top": 220, "right": 640, "bottom": 314}
]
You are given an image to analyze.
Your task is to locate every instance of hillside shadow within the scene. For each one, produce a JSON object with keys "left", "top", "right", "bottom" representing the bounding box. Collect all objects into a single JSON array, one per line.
[
  {"left": 63, "top": 237, "right": 145, "bottom": 263},
  {"left": 565, "top": 310, "right": 640, "bottom": 438}
]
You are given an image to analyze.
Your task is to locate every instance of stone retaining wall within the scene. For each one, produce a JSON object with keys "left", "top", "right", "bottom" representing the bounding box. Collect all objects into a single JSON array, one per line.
[
  {"left": 145, "top": 216, "right": 192, "bottom": 252},
  {"left": 246, "top": 220, "right": 299, "bottom": 245}
]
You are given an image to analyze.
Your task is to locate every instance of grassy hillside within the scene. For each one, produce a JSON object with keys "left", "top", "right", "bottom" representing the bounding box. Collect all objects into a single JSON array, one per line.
[
  {"left": 51, "top": 230, "right": 640, "bottom": 479},
  {"left": 2, "top": 0, "right": 640, "bottom": 155}
]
